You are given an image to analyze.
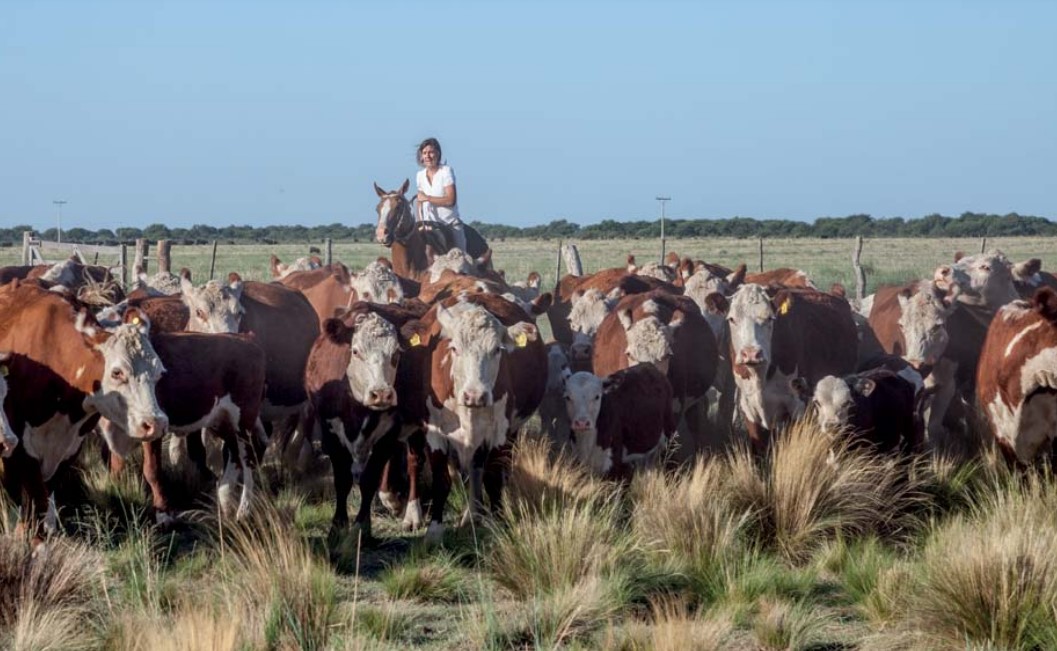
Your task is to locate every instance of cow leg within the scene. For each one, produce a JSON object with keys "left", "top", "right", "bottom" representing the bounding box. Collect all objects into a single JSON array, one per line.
[
  {"left": 6, "top": 451, "right": 50, "bottom": 545},
  {"left": 425, "top": 447, "right": 452, "bottom": 543},
  {"left": 925, "top": 359, "right": 958, "bottom": 450},
  {"left": 744, "top": 420, "right": 771, "bottom": 457},
  {"left": 142, "top": 438, "right": 174, "bottom": 526},
  {"left": 402, "top": 435, "right": 425, "bottom": 531},
  {"left": 463, "top": 445, "right": 489, "bottom": 526},
  {"left": 483, "top": 444, "right": 510, "bottom": 515},
  {"left": 352, "top": 433, "right": 399, "bottom": 541},
  {"left": 320, "top": 418, "right": 352, "bottom": 532},
  {"left": 236, "top": 437, "right": 256, "bottom": 519},
  {"left": 215, "top": 428, "right": 243, "bottom": 520}
]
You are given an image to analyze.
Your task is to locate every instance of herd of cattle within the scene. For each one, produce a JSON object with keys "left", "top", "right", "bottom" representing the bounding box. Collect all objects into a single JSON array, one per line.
[{"left": 0, "top": 238, "right": 1055, "bottom": 545}]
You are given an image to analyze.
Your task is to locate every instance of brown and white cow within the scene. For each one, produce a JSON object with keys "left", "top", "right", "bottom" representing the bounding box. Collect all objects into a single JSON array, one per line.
[
  {"left": 100, "top": 332, "right": 267, "bottom": 522},
  {"left": 270, "top": 254, "right": 323, "bottom": 279},
  {"left": 866, "top": 280, "right": 957, "bottom": 374},
  {"left": 305, "top": 302, "right": 424, "bottom": 536},
  {"left": 403, "top": 293, "right": 544, "bottom": 541},
  {"left": 566, "top": 287, "right": 626, "bottom": 370},
  {"left": 278, "top": 262, "right": 403, "bottom": 326},
  {"left": 180, "top": 273, "right": 320, "bottom": 461},
  {"left": 0, "top": 282, "right": 167, "bottom": 540},
  {"left": 977, "top": 288, "right": 1057, "bottom": 464},
  {"left": 726, "top": 284, "right": 858, "bottom": 453},
  {"left": 561, "top": 364, "right": 676, "bottom": 479},
  {"left": 592, "top": 290, "right": 719, "bottom": 456},
  {"left": 801, "top": 368, "right": 922, "bottom": 456}
]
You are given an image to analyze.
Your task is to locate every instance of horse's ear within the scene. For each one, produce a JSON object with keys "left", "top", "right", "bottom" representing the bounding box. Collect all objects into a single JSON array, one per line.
[
  {"left": 374, "top": 182, "right": 387, "bottom": 198},
  {"left": 399, "top": 179, "right": 410, "bottom": 195}
]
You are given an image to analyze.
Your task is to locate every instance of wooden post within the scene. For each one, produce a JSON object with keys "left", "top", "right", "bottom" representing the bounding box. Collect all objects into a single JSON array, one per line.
[
  {"left": 134, "top": 239, "right": 149, "bottom": 275},
  {"left": 758, "top": 236, "right": 764, "bottom": 272},
  {"left": 209, "top": 240, "right": 218, "bottom": 280},
  {"left": 553, "top": 240, "right": 563, "bottom": 290},
  {"left": 852, "top": 235, "right": 866, "bottom": 303},
  {"left": 119, "top": 244, "right": 128, "bottom": 289},
  {"left": 21, "top": 231, "right": 32, "bottom": 266},
  {"left": 157, "top": 239, "right": 172, "bottom": 273},
  {"left": 562, "top": 243, "right": 583, "bottom": 277},
  {"left": 980, "top": 237, "right": 987, "bottom": 254},
  {"left": 325, "top": 238, "right": 333, "bottom": 265}
]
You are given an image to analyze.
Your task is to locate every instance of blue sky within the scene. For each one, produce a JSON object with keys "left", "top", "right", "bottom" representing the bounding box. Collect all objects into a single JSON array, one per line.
[{"left": 1, "top": 0, "right": 1054, "bottom": 230}]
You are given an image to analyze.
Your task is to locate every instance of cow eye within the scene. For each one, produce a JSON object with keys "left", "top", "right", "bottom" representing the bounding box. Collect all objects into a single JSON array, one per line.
[
  {"left": 351, "top": 347, "right": 360, "bottom": 358},
  {"left": 111, "top": 368, "right": 126, "bottom": 382},
  {"left": 195, "top": 309, "right": 206, "bottom": 321}
]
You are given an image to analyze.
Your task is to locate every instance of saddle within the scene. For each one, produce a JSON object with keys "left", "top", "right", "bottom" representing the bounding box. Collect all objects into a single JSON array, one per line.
[{"left": 416, "top": 221, "right": 457, "bottom": 255}]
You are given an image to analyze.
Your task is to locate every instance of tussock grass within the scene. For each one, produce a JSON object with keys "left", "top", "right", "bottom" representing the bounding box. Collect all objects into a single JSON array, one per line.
[
  {"left": 379, "top": 550, "right": 471, "bottom": 603},
  {"left": 609, "top": 598, "right": 736, "bottom": 651},
  {"left": 814, "top": 535, "right": 900, "bottom": 607},
  {"left": 106, "top": 604, "right": 241, "bottom": 651},
  {"left": 0, "top": 535, "right": 107, "bottom": 650},
  {"left": 725, "top": 418, "right": 919, "bottom": 562},
  {"left": 751, "top": 597, "right": 839, "bottom": 651},
  {"left": 353, "top": 603, "right": 416, "bottom": 643},
  {"left": 506, "top": 433, "right": 611, "bottom": 514}
]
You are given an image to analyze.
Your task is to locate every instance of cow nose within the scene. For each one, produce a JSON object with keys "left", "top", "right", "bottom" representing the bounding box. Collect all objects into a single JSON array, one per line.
[
  {"left": 572, "top": 419, "right": 591, "bottom": 431},
  {"left": 369, "top": 388, "right": 395, "bottom": 406},
  {"left": 461, "top": 390, "right": 489, "bottom": 407},
  {"left": 139, "top": 415, "right": 168, "bottom": 440},
  {"left": 738, "top": 346, "right": 764, "bottom": 365},
  {"left": 570, "top": 343, "right": 592, "bottom": 360}
]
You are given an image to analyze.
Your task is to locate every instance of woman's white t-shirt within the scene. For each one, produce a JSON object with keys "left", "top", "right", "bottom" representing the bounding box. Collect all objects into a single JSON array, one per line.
[{"left": 416, "top": 165, "right": 460, "bottom": 226}]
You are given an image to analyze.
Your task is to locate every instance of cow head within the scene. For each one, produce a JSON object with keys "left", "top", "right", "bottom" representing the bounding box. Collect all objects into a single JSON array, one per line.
[
  {"left": 87, "top": 308, "right": 168, "bottom": 441},
  {"left": 807, "top": 374, "right": 877, "bottom": 437},
  {"left": 727, "top": 284, "right": 777, "bottom": 371},
  {"left": 0, "top": 353, "right": 17, "bottom": 457},
  {"left": 325, "top": 310, "right": 404, "bottom": 409},
  {"left": 561, "top": 369, "right": 622, "bottom": 474},
  {"left": 436, "top": 301, "right": 538, "bottom": 408},
  {"left": 350, "top": 261, "right": 405, "bottom": 304},
  {"left": 684, "top": 268, "right": 734, "bottom": 338},
  {"left": 181, "top": 272, "right": 245, "bottom": 333},
  {"left": 545, "top": 342, "right": 570, "bottom": 394},
  {"left": 617, "top": 300, "right": 679, "bottom": 375},
  {"left": 934, "top": 250, "right": 1018, "bottom": 310},
  {"left": 428, "top": 249, "right": 476, "bottom": 282},
  {"left": 896, "top": 281, "right": 956, "bottom": 371},
  {"left": 568, "top": 288, "right": 623, "bottom": 363}
]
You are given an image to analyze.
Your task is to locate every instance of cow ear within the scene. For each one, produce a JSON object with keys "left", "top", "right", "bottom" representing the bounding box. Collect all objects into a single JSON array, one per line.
[
  {"left": 669, "top": 310, "right": 686, "bottom": 331},
  {"left": 727, "top": 264, "right": 747, "bottom": 290},
  {"left": 505, "top": 322, "right": 539, "bottom": 350},
  {"left": 853, "top": 377, "right": 877, "bottom": 397},
  {"left": 790, "top": 377, "right": 811, "bottom": 401},
  {"left": 703, "top": 292, "right": 729, "bottom": 316},
  {"left": 527, "top": 271, "right": 541, "bottom": 288},
  {"left": 475, "top": 249, "right": 493, "bottom": 269},
  {"left": 560, "top": 366, "right": 572, "bottom": 387},
  {"left": 323, "top": 318, "right": 350, "bottom": 343},
  {"left": 270, "top": 254, "right": 282, "bottom": 278},
  {"left": 123, "top": 307, "right": 151, "bottom": 334},
  {"left": 531, "top": 292, "right": 553, "bottom": 315},
  {"left": 626, "top": 254, "right": 637, "bottom": 273},
  {"left": 376, "top": 257, "right": 393, "bottom": 270},
  {"left": 602, "top": 373, "right": 624, "bottom": 394},
  {"left": 953, "top": 251, "right": 965, "bottom": 263},
  {"left": 606, "top": 287, "right": 625, "bottom": 306},
  {"left": 386, "top": 287, "right": 399, "bottom": 303},
  {"left": 1015, "top": 258, "right": 1043, "bottom": 279},
  {"left": 617, "top": 307, "right": 634, "bottom": 332},
  {"left": 228, "top": 273, "right": 244, "bottom": 300},
  {"left": 1032, "top": 287, "right": 1057, "bottom": 322},
  {"left": 180, "top": 273, "right": 194, "bottom": 295},
  {"left": 400, "top": 319, "right": 431, "bottom": 349},
  {"left": 374, "top": 182, "right": 386, "bottom": 198}
]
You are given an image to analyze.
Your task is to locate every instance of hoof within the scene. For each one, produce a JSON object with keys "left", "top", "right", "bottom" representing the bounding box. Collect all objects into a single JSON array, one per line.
[
  {"left": 402, "top": 498, "right": 424, "bottom": 531},
  {"left": 424, "top": 522, "right": 445, "bottom": 544},
  {"left": 350, "top": 520, "right": 373, "bottom": 543},
  {"left": 378, "top": 490, "right": 406, "bottom": 516}
]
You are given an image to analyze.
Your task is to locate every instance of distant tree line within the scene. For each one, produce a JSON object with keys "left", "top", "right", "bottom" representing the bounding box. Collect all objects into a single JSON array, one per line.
[{"left": 0, "top": 212, "right": 1054, "bottom": 246}]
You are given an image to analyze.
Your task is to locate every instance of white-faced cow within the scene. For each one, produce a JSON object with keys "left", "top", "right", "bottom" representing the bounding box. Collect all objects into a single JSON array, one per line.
[
  {"left": 100, "top": 332, "right": 267, "bottom": 522},
  {"left": 0, "top": 281, "right": 167, "bottom": 541},
  {"left": 561, "top": 364, "right": 675, "bottom": 479},
  {"left": 977, "top": 288, "right": 1057, "bottom": 465},
  {"left": 304, "top": 302, "right": 424, "bottom": 537},
  {"left": 726, "top": 284, "right": 858, "bottom": 453}
]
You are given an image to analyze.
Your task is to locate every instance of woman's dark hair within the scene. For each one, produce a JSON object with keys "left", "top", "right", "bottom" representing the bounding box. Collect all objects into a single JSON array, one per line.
[{"left": 416, "top": 137, "right": 442, "bottom": 166}]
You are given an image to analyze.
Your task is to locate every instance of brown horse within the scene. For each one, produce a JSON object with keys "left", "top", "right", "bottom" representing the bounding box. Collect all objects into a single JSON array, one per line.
[{"left": 373, "top": 180, "right": 491, "bottom": 284}]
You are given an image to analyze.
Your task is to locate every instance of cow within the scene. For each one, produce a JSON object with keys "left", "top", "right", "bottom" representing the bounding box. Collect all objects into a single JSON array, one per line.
[
  {"left": 402, "top": 293, "right": 545, "bottom": 542},
  {"left": 0, "top": 281, "right": 167, "bottom": 541},
  {"left": 101, "top": 332, "right": 266, "bottom": 521},
  {"left": 591, "top": 290, "right": 719, "bottom": 456},
  {"left": 567, "top": 287, "right": 625, "bottom": 370},
  {"left": 561, "top": 364, "right": 676, "bottom": 479},
  {"left": 627, "top": 254, "right": 678, "bottom": 283},
  {"left": 270, "top": 254, "right": 323, "bottom": 279},
  {"left": 977, "top": 288, "right": 1057, "bottom": 465},
  {"left": 179, "top": 273, "right": 320, "bottom": 463},
  {"left": 304, "top": 302, "right": 424, "bottom": 537},
  {"left": 537, "top": 342, "right": 572, "bottom": 444},
  {"left": 1011, "top": 258, "right": 1057, "bottom": 299},
  {"left": 725, "top": 284, "right": 858, "bottom": 453},
  {"left": 277, "top": 262, "right": 403, "bottom": 326},
  {"left": 799, "top": 368, "right": 922, "bottom": 456},
  {"left": 746, "top": 267, "right": 816, "bottom": 289},
  {"left": 866, "top": 280, "right": 957, "bottom": 374}
]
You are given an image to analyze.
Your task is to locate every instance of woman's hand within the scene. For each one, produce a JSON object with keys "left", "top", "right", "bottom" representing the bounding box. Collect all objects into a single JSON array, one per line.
[{"left": 416, "top": 191, "right": 430, "bottom": 204}]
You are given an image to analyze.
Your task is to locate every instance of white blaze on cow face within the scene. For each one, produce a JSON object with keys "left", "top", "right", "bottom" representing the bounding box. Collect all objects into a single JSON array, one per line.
[
  {"left": 436, "top": 302, "right": 538, "bottom": 408},
  {"left": 568, "top": 288, "right": 622, "bottom": 361},
  {"left": 40, "top": 259, "right": 79, "bottom": 287},
  {"left": 727, "top": 284, "right": 776, "bottom": 369},
  {"left": 561, "top": 369, "right": 614, "bottom": 474},
  {"left": 812, "top": 376, "right": 853, "bottom": 435},
  {"left": 897, "top": 281, "right": 954, "bottom": 368},
  {"left": 347, "top": 312, "right": 400, "bottom": 409},
  {"left": 181, "top": 277, "right": 245, "bottom": 333},
  {"left": 619, "top": 308, "right": 677, "bottom": 376},
  {"left": 91, "top": 319, "right": 168, "bottom": 441},
  {"left": 935, "top": 251, "right": 1018, "bottom": 310},
  {"left": 0, "top": 362, "right": 17, "bottom": 457}
]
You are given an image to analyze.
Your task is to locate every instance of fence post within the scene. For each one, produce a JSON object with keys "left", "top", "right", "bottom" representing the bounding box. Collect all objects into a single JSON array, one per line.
[
  {"left": 325, "top": 238, "right": 333, "bottom": 265},
  {"left": 980, "top": 237, "right": 987, "bottom": 254},
  {"left": 21, "top": 231, "right": 32, "bottom": 266},
  {"left": 562, "top": 243, "right": 583, "bottom": 277},
  {"left": 134, "top": 239, "right": 149, "bottom": 275},
  {"left": 554, "top": 240, "right": 563, "bottom": 290},
  {"left": 157, "top": 239, "right": 172, "bottom": 273},
  {"left": 209, "top": 240, "right": 218, "bottom": 280},
  {"left": 758, "top": 236, "right": 764, "bottom": 272},
  {"left": 852, "top": 235, "right": 866, "bottom": 303},
  {"left": 119, "top": 244, "right": 128, "bottom": 289}
]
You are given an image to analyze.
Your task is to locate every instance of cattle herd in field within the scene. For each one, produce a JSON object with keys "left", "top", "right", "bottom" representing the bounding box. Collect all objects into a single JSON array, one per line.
[{"left": 1, "top": 227, "right": 1056, "bottom": 546}]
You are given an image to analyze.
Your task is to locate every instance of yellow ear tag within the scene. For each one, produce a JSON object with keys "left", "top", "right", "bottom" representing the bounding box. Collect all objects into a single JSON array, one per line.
[
  {"left": 132, "top": 317, "right": 141, "bottom": 325},
  {"left": 515, "top": 332, "right": 528, "bottom": 348},
  {"left": 409, "top": 333, "right": 421, "bottom": 347},
  {"left": 779, "top": 298, "right": 791, "bottom": 316}
]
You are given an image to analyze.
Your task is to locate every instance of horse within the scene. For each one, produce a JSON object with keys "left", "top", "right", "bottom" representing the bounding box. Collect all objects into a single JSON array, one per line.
[{"left": 373, "top": 180, "right": 491, "bottom": 284}]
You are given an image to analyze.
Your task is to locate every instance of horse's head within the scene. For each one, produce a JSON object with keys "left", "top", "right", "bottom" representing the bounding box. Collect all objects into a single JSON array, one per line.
[{"left": 374, "top": 180, "right": 413, "bottom": 247}]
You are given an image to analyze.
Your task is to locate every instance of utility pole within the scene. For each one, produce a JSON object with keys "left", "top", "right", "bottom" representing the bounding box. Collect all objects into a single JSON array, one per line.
[
  {"left": 53, "top": 200, "right": 67, "bottom": 244},
  {"left": 655, "top": 196, "right": 670, "bottom": 264}
]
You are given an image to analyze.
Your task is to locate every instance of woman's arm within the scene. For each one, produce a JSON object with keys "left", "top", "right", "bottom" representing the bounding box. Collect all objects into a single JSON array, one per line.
[{"left": 416, "top": 183, "right": 457, "bottom": 207}]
